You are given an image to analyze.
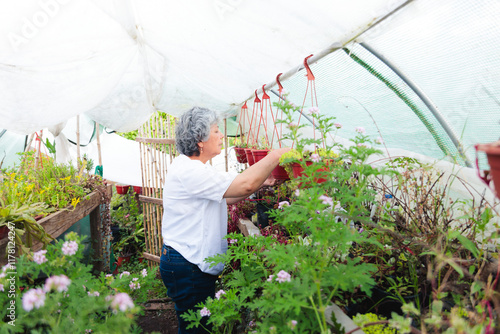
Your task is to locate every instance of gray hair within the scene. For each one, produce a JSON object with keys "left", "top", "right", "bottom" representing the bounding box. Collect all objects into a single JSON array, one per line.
[{"left": 175, "top": 107, "right": 219, "bottom": 156}]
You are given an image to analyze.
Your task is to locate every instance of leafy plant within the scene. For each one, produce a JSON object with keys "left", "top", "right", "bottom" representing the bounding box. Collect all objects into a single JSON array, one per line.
[{"left": 0, "top": 232, "right": 161, "bottom": 333}]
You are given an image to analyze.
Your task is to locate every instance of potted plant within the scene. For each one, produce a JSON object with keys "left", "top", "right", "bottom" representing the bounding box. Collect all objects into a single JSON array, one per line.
[
  {"left": 233, "top": 137, "right": 249, "bottom": 164},
  {"left": 475, "top": 140, "right": 500, "bottom": 197}
]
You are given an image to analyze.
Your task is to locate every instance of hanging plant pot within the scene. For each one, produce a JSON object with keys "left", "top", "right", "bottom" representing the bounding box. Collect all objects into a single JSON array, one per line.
[
  {"left": 252, "top": 149, "right": 269, "bottom": 163},
  {"left": 133, "top": 186, "right": 142, "bottom": 195},
  {"left": 116, "top": 184, "right": 130, "bottom": 195},
  {"left": 244, "top": 148, "right": 255, "bottom": 166},
  {"left": 291, "top": 160, "right": 331, "bottom": 186},
  {"left": 475, "top": 141, "right": 500, "bottom": 197},
  {"left": 271, "top": 165, "right": 290, "bottom": 181},
  {"left": 234, "top": 147, "right": 248, "bottom": 163}
]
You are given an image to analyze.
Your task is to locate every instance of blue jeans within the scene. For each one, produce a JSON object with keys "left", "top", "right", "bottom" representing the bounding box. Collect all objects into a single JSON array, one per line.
[{"left": 159, "top": 244, "right": 217, "bottom": 334}]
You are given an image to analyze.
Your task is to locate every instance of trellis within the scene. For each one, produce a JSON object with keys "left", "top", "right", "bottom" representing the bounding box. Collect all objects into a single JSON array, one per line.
[{"left": 136, "top": 112, "right": 176, "bottom": 264}]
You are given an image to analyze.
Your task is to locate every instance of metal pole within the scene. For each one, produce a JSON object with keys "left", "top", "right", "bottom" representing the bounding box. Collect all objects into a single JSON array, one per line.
[{"left": 359, "top": 42, "right": 472, "bottom": 167}]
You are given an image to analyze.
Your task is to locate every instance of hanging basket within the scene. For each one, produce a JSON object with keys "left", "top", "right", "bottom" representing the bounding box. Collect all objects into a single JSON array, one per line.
[
  {"left": 475, "top": 141, "right": 500, "bottom": 197},
  {"left": 234, "top": 147, "right": 248, "bottom": 163},
  {"left": 271, "top": 164, "right": 290, "bottom": 181},
  {"left": 244, "top": 148, "right": 256, "bottom": 166},
  {"left": 116, "top": 184, "right": 130, "bottom": 195},
  {"left": 291, "top": 160, "right": 332, "bottom": 186},
  {"left": 252, "top": 149, "right": 269, "bottom": 163}
]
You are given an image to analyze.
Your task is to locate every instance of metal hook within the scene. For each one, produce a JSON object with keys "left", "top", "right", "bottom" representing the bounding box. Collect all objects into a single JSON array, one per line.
[
  {"left": 303, "top": 54, "right": 315, "bottom": 80},
  {"left": 276, "top": 73, "right": 283, "bottom": 94},
  {"left": 262, "top": 84, "right": 270, "bottom": 99},
  {"left": 254, "top": 89, "right": 261, "bottom": 103}
]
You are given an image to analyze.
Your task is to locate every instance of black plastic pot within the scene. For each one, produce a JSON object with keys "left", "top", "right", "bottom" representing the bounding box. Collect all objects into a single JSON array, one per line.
[{"left": 256, "top": 202, "right": 273, "bottom": 229}]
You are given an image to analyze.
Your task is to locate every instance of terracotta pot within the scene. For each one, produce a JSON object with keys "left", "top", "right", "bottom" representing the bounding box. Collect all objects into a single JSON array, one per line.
[
  {"left": 133, "top": 186, "right": 142, "bottom": 195},
  {"left": 476, "top": 142, "right": 500, "bottom": 197},
  {"left": 271, "top": 164, "right": 290, "bottom": 181},
  {"left": 252, "top": 149, "right": 269, "bottom": 163},
  {"left": 291, "top": 160, "right": 331, "bottom": 185},
  {"left": 234, "top": 147, "right": 248, "bottom": 163},
  {"left": 244, "top": 148, "right": 255, "bottom": 166},
  {"left": 116, "top": 184, "right": 130, "bottom": 195}
]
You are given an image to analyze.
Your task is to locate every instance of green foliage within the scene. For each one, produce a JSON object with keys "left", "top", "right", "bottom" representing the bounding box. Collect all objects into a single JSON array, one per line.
[
  {"left": 0, "top": 232, "right": 161, "bottom": 333},
  {"left": 110, "top": 191, "right": 145, "bottom": 256},
  {"left": 353, "top": 313, "right": 394, "bottom": 334}
]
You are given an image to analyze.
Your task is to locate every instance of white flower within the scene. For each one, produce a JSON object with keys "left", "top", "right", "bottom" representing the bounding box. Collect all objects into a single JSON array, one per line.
[
  {"left": 319, "top": 195, "right": 333, "bottom": 207},
  {"left": 44, "top": 275, "right": 71, "bottom": 293},
  {"left": 311, "top": 153, "right": 321, "bottom": 163},
  {"left": 120, "top": 271, "right": 130, "bottom": 279},
  {"left": 276, "top": 270, "right": 291, "bottom": 283},
  {"left": 278, "top": 201, "right": 290, "bottom": 209},
  {"left": 215, "top": 289, "right": 226, "bottom": 300},
  {"left": 61, "top": 240, "right": 78, "bottom": 256},
  {"left": 355, "top": 126, "right": 366, "bottom": 134},
  {"left": 22, "top": 288, "right": 46, "bottom": 311},
  {"left": 294, "top": 189, "right": 300, "bottom": 197},
  {"left": 0, "top": 283, "right": 4, "bottom": 292},
  {"left": 141, "top": 269, "right": 147, "bottom": 278},
  {"left": 200, "top": 307, "right": 211, "bottom": 317},
  {"left": 110, "top": 293, "right": 134, "bottom": 312},
  {"left": 33, "top": 250, "right": 48, "bottom": 264},
  {"left": 88, "top": 291, "right": 100, "bottom": 296}
]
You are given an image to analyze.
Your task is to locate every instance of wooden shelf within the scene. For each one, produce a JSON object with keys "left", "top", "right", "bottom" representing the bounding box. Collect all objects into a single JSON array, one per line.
[{"left": 0, "top": 184, "right": 112, "bottom": 271}]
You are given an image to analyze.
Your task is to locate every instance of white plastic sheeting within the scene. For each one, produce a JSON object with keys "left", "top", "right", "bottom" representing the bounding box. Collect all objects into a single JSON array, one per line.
[{"left": 0, "top": 0, "right": 405, "bottom": 134}]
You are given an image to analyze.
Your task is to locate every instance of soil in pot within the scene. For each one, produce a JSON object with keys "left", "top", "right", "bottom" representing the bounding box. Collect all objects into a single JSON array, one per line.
[{"left": 136, "top": 304, "right": 178, "bottom": 333}]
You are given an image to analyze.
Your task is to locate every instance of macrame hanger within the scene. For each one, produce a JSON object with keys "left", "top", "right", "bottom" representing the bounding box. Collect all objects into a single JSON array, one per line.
[
  {"left": 259, "top": 84, "right": 271, "bottom": 148},
  {"left": 300, "top": 54, "right": 323, "bottom": 150},
  {"left": 270, "top": 74, "right": 284, "bottom": 148},
  {"left": 247, "top": 90, "right": 261, "bottom": 147}
]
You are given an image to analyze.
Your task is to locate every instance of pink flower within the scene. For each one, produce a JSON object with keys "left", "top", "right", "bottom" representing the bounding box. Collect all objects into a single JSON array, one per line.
[
  {"left": 357, "top": 143, "right": 367, "bottom": 148},
  {"left": 200, "top": 307, "right": 211, "bottom": 317},
  {"left": 0, "top": 284, "right": 4, "bottom": 292},
  {"left": 355, "top": 126, "right": 366, "bottom": 134},
  {"left": 288, "top": 122, "right": 298, "bottom": 129},
  {"left": 61, "top": 240, "right": 78, "bottom": 256},
  {"left": 129, "top": 281, "right": 141, "bottom": 290},
  {"left": 88, "top": 291, "right": 100, "bottom": 296},
  {"left": 276, "top": 270, "right": 291, "bottom": 283},
  {"left": 110, "top": 293, "right": 134, "bottom": 312},
  {"left": 278, "top": 201, "right": 290, "bottom": 209},
  {"left": 44, "top": 275, "right": 71, "bottom": 293},
  {"left": 215, "top": 289, "right": 226, "bottom": 300},
  {"left": 33, "top": 250, "right": 48, "bottom": 264},
  {"left": 375, "top": 137, "right": 383, "bottom": 144},
  {"left": 141, "top": 269, "right": 147, "bottom": 278},
  {"left": 319, "top": 195, "right": 333, "bottom": 207},
  {"left": 22, "top": 288, "right": 46, "bottom": 311},
  {"left": 334, "top": 123, "right": 342, "bottom": 129},
  {"left": 229, "top": 239, "right": 237, "bottom": 244},
  {"left": 308, "top": 106, "right": 320, "bottom": 116},
  {"left": 120, "top": 271, "right": 130, "bottom": 279},
  {"left": 294, "top": 189, "right": 300, "bottom": 197},
  {"left": 267, "top": 274, "right": 275, "bottom": 282},
  {"left": 311, "top": 153, "right": 321, "bottom": 163},
  {"left": 290, "top": 320, "right": 298, "bottom": 329}
]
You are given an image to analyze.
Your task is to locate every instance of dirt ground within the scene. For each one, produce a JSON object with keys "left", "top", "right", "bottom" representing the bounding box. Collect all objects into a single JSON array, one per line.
[{"left": 136, "top": 301, "right": 179, "bottom": 334}]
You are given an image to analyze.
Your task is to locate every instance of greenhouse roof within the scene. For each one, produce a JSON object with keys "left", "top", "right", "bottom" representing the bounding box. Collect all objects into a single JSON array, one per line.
[{"left": 1, "top": 0, "right": 499, "bottom": 169}]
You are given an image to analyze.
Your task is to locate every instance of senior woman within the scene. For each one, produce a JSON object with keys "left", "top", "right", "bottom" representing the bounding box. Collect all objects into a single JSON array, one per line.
[{"left": 160, "top": 106, "right": 289, "bottom": 333}]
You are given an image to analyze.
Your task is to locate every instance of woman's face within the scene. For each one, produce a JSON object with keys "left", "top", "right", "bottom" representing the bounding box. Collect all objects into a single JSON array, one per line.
[{"left": 200, "top": 124, "right": 224, "bottom": 159}]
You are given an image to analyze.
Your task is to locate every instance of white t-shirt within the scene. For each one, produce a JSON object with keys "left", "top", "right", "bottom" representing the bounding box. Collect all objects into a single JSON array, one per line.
[{"left": 162, "top": 154, "right": 238, "bottom": 275}]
